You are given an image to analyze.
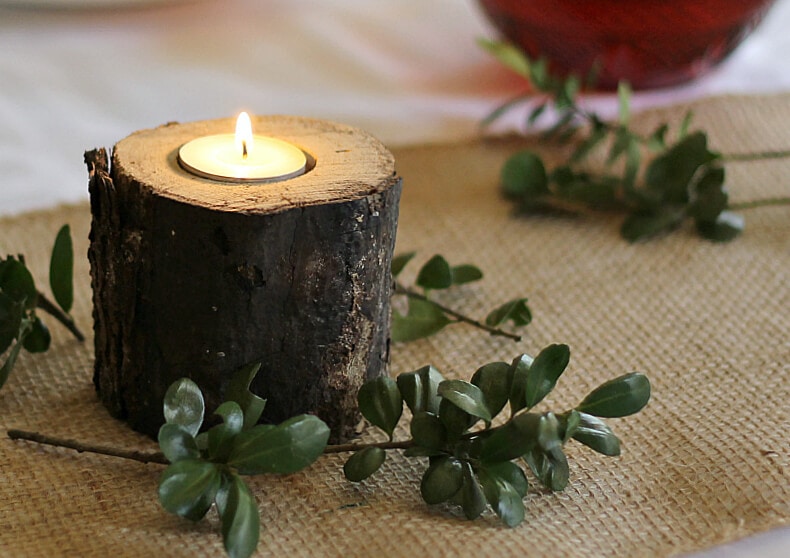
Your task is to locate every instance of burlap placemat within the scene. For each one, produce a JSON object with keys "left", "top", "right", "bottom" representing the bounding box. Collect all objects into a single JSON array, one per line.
[{"left": 1, "top": 95, "right": 788, "bottom": 557}]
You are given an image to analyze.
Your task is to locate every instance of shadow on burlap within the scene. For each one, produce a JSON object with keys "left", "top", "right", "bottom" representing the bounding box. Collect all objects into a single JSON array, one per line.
[{"left": 1, "top": 95, "right": 788, "bottom": 556}]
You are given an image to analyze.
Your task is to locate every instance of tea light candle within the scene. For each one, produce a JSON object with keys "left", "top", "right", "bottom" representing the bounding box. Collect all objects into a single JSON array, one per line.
[{"left": 178, "top": 112, "right": 307, "bottom": 182}]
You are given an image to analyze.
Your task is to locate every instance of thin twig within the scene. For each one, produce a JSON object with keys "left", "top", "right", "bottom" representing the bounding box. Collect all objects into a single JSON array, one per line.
[
  {"left": 728, "top": 197, "right": 790, "bottom": 211},
  {"left": 722, "top": 150, "right": 790, "bottom": 162},
  {"left": 7, "top": 428, "right": 418, "bottom": 463},
  {"left": 323, "top": 439, "right": 414, "bottom": 454},
  {"left": 7, "top": 429, "right": 167, "bottom": 465},
  {"left": 36, "top": 292, "right": 85, "bottom": 342},
  {"left": 394, "top": 282, "right": 522, "bottom": 342}
]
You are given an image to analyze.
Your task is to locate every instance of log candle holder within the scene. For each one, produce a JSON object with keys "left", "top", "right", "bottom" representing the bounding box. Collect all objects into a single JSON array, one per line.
[{"left": 85, "top": 115, "right": 401, "bottom": 442}]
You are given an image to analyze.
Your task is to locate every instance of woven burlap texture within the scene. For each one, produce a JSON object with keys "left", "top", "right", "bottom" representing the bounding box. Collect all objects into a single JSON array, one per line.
[{"left": 1, "top": 95, "right": 788, "bottom": 557}]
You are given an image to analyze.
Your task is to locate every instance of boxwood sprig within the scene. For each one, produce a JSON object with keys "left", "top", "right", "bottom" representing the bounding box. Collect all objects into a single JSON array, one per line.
[
  {"left": 343, "top": 344, "right": 651, "bottom": 526},
  {"left": 391, "top": 252, "right": 531, "bottom": 343},
  {"left": 8, "top": 348, "right": 650, "bottom": 555},
  {"left": 480, "top": 39, "right": 790, "bottom": 242},
  {"left": 1, "top": 225, "right": 84, "bottom": 389},
  {"left": 156, "top": 363, "right": 330, "bottom": 558}
]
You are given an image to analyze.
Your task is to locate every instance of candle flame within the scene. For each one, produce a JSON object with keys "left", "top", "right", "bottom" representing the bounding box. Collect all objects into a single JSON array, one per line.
[{"left": 235, "top": 112, "right": 254, "bottom": 160}]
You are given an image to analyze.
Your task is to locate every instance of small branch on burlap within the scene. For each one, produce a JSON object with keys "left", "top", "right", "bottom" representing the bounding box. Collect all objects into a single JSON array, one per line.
[
  {"left": 7, "top": 429, "right": 168, "bottom": 465},
  {"left": 394, "top": 282, "right": 522, "bottom": 342},
  {"left": 7, "top": 429, "right": 415, "bottom": 464},
  {"left": 36, "top": 291, "right": 86, "bottom": 342}
]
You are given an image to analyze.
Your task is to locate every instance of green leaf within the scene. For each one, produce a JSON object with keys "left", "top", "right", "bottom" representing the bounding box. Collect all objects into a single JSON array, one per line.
[
  {"left": 416, "top": 255, "right": 453, "bottom": 290},
  {"left": 617, "top": 81, "right": 631, "bottom": 126},
  {"left": 620, "top": 207, "right": 686, "bottom": 242},
  {"left": 163, "top": 378, "right": 205, "bottom": 438},
  {"left": 523, "top": 413, "right": 569, "bottom": 491},
  {"left": 557, "top": 409, "right": 581, "bottom": 442},
  {"left": 0, "top": 292, "right": 21, "bottom": 354},
  {"left": 501, "top": 151, "right": 549, "bottom": 201},
  {"left": 478, "top": 468, "right": 526, "bottom": 527},
  {"left": 391, "top": 298, "right": 451, "bottom": 343},
  {"left": 215, "top": 475, "right": 230, "bottom": 513},
  {"left": 450, "top": 264, "right": 483, "bottom": 286},
  {"left": 529, "top": 58, "right": 549, "bottom": 90},
  {"left": 22, "top": 316, "right": 50, "bottom": 353},
  {"left": 508, "top": 353, "right": 534, "bottom": 415},
  {"left": 537, "top": 412, "right": 561, "bottom": 448},
  {"left": 228, "top": 415, "right": 329, "bottom": 475},
  {"left": 523, "top": 445, "right": 569, "bottom": 492},
  {"left": 679, "top": 110, "right": 694, "bottom": 138},
  {"left": 343, "top": 447, "right": 386, "bottom": 482},
  {"left": 696, "top": 211, "right": 744, "bottom": 242},
  {"left": 555, "top": 173, "right": 619, "bottom": 208},
  {"left": 556, "top": 75, "right": 580, "bottom": 109},
  {"left": 689, "top": 166, "right": 727, "bottom": 222},
  {"left": 219, "top": 475, "right": 260, "bottom": 558},
  {"left": 576, "top": 372, "right": 651, "bottom": 418},
  {"left": 438, "top": 380, "right": 492, "bottom": 423},
  {"left": 215, "top": 401, "right": 244, "bottom": 432},
  {"left": 439, "top": 398, "right": 476, "bottom": 440},
  {"left": 0, "top": 258, "right": 38, "bottom": 309},
  {"left": 624, "top": 140, "right": 642, "bottom": 188},
  {"left": 527, "top": 103, "right": 547, "bottom": 126},
  {"left": 481, "top": 461, "right": 528, "bottom": 498},
  {"left": 524, "top": 344, "right": 570, "bottom": 409},
  {"left": 470, "top": 361, "right": 512, "bottom": 418},
  {"left": 485, "top": 298, "right": 532, "bottom": 328},
  {"left": 224, "top": 362, "right": 266, "bottom": 430},
  {"left": 49, "top": 224, "right": 74, "bottom": 314},
  {"left": 477, "top": 38, "right": 531, "bottom": 78},
  {"left": 158, "top": 423, "right": 200, "bottom": 463},
  {"left": 482, "top": 93, "right": 533, "bottom": 128},
  {"left": 158, "top": 459, "right": 221, "bottom": 521},
  {"left": 480, "top": 412, "right": 540, "bottom": 463},
  {"left": 207, "top": 401, "right": 244, "bottom": 461},
  {"left": 572, "top": 413, "right": 621, "bottom": 456},
  {"left": 397, "top": 365, "right": 444, "bottom": 415},
  {"left": 420, "top": 456, "right": 464, "bottom": 505},
  {"left": 410, "top": 411, "right": 447, "bottom": 450},
  {"left": 358, "top": 375, "right": 403, "bottom": 439},
  {"left": 0, "top": 334, "right": 27, "bottom": 390},
  {"left": 645, "top": 132, "right": 717, "bottom": 204},
  {"left": 391, "top": 252, "right": 416, "bottom": 278},
  {"left": 647, "top": 124, "right": 669, "bottom": 151},
  {"left": 460, "top": 462, "right": 487, "bottom": 520}
]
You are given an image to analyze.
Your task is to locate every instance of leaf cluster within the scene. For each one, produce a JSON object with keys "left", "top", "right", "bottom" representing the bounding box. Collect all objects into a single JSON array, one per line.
[
  {"left": 480, "top": 39, "right": 745, "bottom": 242},
  {"left": 344, "top": 345, "right": 651, "bottom": 526},
  {"left": 391, "top": 252, "right": 531, "bottom": 343},
  {"left": 478, "top": 39, "right": 598, "bottom": 135},
  {"left": 157, "top": 363, "right": 330, "bottom": 558},
  {"left": 1, "top": 225, "right": 75, "bottom": 388}
]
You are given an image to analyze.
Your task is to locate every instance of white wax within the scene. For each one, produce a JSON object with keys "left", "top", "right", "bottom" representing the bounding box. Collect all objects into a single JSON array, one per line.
[{"left": 178, "top": 134, "right": 307, "bottom": 183}]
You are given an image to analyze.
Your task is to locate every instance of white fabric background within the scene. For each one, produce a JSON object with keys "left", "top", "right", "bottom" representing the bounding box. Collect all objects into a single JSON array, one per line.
[
  {"left": 2, "top": 0, "right": 790, "bottom": 216},
  {"left": 0, "top": 1, "right": 788, "bottom": 555}
]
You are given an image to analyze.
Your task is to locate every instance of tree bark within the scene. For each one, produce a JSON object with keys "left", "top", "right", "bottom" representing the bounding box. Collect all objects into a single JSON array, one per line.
[{"left": 87, "top": 116, "right": 401, "bottom": 442}]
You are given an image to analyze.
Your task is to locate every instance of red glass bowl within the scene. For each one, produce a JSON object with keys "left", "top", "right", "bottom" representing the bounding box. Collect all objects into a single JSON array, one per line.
[{"left": 478, "top": 0, "right": 777, "bottom": 90}]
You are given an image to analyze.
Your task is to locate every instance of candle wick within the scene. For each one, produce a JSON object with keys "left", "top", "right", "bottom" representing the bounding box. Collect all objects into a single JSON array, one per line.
[{"left": 242, "top": 140, "right": 248, "bottom": 160}]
